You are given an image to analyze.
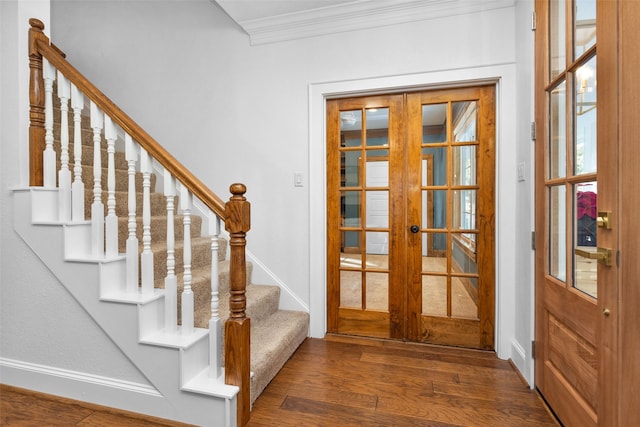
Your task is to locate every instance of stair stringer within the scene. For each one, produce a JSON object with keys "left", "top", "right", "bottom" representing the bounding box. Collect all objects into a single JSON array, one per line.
[{"left": 12, "top": 188, "right": 238, "bottom": 427}]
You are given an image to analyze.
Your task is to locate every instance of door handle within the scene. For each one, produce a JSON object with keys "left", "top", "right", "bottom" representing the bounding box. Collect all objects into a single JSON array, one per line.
[
  {"left": 410, "top": 225, "right": 420, "bottom": 234},
  {"left": 597, "top": 211, "right": 613, "bottom": 229},
  {"left": 575, "top": 247, "right": 613, "bottom": 267}
]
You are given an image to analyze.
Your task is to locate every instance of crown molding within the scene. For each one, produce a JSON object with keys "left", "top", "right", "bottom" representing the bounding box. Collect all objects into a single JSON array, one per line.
[{"left": 218, "top": 0, "right": 515, "bottom": 45}]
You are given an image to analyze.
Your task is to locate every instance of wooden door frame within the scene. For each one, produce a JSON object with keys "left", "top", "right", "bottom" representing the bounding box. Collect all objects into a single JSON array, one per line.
[{"left": 309, "top": 68, "right": 519, "bottom": 363}]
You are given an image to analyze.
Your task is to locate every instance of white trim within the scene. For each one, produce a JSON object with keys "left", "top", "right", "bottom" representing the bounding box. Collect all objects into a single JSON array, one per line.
[
  {"left": 247, "top": 250, "right": 310, "bottom": 312},
  {"left": 0, "top": 357, "right": 166, "bottom": 412},
  {"left": 228, "top": 0, "right": 515, "bottom": 45},
  {"left": 308, "top": 63, "right": 517, "bottom": 361},
  {"left": 510, "top": 339, "right": 527, "bottom": 376}
]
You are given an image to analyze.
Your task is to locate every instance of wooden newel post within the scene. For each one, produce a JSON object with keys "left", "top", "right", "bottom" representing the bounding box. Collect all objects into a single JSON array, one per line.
[
  {"left": 224, "top": 183, "right": 251, "bottom": 426},
  {"left": 28, "top": 19, "right": 49, "bottom": 186}
]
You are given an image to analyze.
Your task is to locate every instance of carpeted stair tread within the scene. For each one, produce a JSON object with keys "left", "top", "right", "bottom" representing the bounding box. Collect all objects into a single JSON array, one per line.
[
  {"left": 150, "top": 236, "right": 220, "bottom": 277},
  {"left": 191, "top": 283, "right": 278, "bottom": 330},
  {"left": 84, "top": 189, "right": 171, "bottom": 218},
  {"left": 250, "top": 310, "right": 310, "bottom": 404},
  {"left": 53, "top": 122, "right": 94, "bottom": 144},
  {"left": 55, "top": 140, "right": 128, "bottom": 170},
  {"left": 219, "top": 284, "right": 280, "bottom": 325},
  {"left": 116, "top": 215, "right": 202, "bottom": 253},
  {"left": 80, "top": 165, "right": 157, "bottom": 193}
]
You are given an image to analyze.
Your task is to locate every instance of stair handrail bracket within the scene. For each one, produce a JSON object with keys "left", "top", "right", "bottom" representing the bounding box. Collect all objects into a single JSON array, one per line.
[{"left": 26, "top": 18, "right": 252, "bottom": 425}]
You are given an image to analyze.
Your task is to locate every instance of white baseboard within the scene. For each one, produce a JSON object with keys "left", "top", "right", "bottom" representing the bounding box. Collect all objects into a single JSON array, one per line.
[
  {"left": 510, "top": 339, "right": 532, "bottom": 388},
  {"left": 246, "top": 249, "right": 309, "bottom": 313},
  {"left": 0, "top": 357, "right": 167, "bottom": 417}
]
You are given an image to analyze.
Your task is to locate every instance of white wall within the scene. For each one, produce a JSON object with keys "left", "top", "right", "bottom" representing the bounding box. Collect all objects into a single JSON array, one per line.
[
  {"left": 1, "top": 0, "right": 537, "bottom": 395},
  {"left": 0, "top": 0, "right": 150, "bottom": 391},
  {"left": 513, "top": 0, "right": 536, "bottom": 386}
]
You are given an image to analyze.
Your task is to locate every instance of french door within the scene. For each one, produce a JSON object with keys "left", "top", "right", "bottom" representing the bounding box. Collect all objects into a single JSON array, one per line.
[{"left": 326, "top": 86, "right": 495, "bottom": 349}]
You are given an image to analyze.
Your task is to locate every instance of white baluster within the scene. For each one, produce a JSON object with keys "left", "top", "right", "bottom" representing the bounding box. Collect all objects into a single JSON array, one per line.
[
  {"left": 42, "top": 58, "right": 56, "bottom": 188},
  {"left": 70, "top": 84, "right": 85, "bottom": 222},
  {"left": 104, "top": 116, "right": 118, "bottom": 258},
  {"left": 164, "top": 172, "right": 177, "bottom": 332},
  {"left": 140, "top": 148, "right": 154, "bottom": 294},
  {"left": 209, "top": 213, "right": 221, "bottom": 378},
  {"left": 125, "top": 135, "right": 139, "bottom": 294},
  {"left": 180, "top": 186, "right": 194, "bottom": 335},
  {"left": 56, "top": 71, "right": 71, "bottom": 222},
  {"left": 90, "top": 101, "right": 104, "bottom": 258}
]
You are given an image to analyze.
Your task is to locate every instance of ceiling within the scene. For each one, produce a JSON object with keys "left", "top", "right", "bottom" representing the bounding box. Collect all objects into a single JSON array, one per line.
[{"left": 213, "top": 0, "right": 514, "bottom": 45}]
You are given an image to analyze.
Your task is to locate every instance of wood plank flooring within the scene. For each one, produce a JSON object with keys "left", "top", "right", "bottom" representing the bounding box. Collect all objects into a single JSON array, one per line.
[
  {"left": 1, "top": 336, "right": 559, "bottom": 426},
  {"left": 248, "top": 335, "right": 559, "bottom": 426},
  {"left": 0, "top": 384, "right": 192, "bottom": 426}
]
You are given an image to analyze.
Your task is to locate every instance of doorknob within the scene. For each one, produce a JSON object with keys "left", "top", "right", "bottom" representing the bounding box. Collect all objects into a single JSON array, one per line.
[
  {"left": 575, "top": 247, "right": 613, "bottom": 267},
  {"left": 410, "top": 225, "right": 420, "bottom": 234}
]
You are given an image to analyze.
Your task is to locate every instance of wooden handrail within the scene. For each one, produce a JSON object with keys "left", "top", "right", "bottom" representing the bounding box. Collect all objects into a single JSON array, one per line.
[{"left": 28, "top": 19, "right": 225, "bottom": 218}]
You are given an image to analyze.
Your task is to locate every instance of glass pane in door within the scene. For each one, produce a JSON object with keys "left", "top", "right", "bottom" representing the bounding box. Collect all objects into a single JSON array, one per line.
[
  {"left": 574, "top": 0, "right": 596, "bottom": 59},
  {"left": 452, "top": 276, "right": 478, "bottom": 319},
  {"left": 341, "top": 151, "right": 361, "bottom": 187},
  {"left": 574, "top": 182, "right": 597, "bottom": 297},
  {"left": 574, "top": 56, "right": 597, "bottom": 175},
  {"left": 340, "top": 270, "right": 361, "bottom": 308},
  {"left": 422, "top": 104, "right": 447, "bottom": 142},
  {"left": 422, "top": 190, "right": 447, "bottom": 229},
  {"left": 549, "top": 185, "right": 567, "bottom": 281},
  {"left": 550, "top": 0, "right": 566, "bottom": 77},
  {"left": 451, "top": 231, "right": 478, "bottom": 319},
  {"left": 422, "top": 275, "right": 447, "bottom": 316},
  {"left": 550, "top": 81, "right": 567, "bottom": 179},
  {"left": 366, "top": 272, "right": 388, "bottom": 310},
  {"left": 452, "top": 145, "right": 477, "bottom": 186},
  {"left": 366, "top": 108, "right": 389, "bottom": 147},
  {"left": 340, "top": 191, "right": 361, "bottom": 226},
  {"left": 453, "top": 101, "right": 477, "bottom": 142},
  {"left": 422, "top": 147, "right": 447, "bottom": 186},
  {"left": 340, "top": 110, "right": 362, "bottom": 146}
]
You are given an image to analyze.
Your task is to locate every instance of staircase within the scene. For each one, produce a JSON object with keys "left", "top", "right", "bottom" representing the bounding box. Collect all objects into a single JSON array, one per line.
[{"left": 14, "top": 19, "right": 308, "bottom": 427}]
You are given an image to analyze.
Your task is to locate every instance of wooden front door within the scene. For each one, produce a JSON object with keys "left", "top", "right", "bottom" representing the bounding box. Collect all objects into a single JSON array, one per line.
[
  {"left": 534, "top": 1, "right": 620, "bottom": 425},
  {"left": 326, "top": 86, "right": 495, "bottom": 350}
]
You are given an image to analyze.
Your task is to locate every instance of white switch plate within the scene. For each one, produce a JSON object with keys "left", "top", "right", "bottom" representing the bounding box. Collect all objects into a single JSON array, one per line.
[
  {"left": 294, "top": 172, "right": 303, "bottom": 187},
  {"left": 517, "top": 162, "right": 526, "bottom": 182}
]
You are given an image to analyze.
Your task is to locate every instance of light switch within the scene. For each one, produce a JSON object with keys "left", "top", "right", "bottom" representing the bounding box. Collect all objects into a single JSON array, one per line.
[
  {"left": 517, "top": 162, "right": 526, "bottom": 182},
  {"left": 294, "top": 172, "right": 303, "bottom": 187}
]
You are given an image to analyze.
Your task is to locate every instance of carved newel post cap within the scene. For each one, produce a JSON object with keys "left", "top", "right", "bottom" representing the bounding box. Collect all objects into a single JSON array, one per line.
[
  {"left": 229, "top": 183, "right": 247, "bottom": 197},
  {"left": 29, "top": 18, "right": 45, "bottom": 30},
  {"left": 225, "top": 183, "right": 250, "bottom": 233}
]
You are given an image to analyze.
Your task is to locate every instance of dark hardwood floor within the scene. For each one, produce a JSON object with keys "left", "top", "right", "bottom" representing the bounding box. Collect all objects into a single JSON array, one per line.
[
  {"left": 248, "top": 335, "right": 559, "bottom": 426},
  {"left": 0, "top": 385, "right": 192, "bottom": 426},
  {"left": 1, "top": 336, "right": 559, "bottom": 426}
]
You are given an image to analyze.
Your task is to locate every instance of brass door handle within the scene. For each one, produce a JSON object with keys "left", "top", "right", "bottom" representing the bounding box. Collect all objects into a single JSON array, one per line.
[
  {"left": 575, "top": 247, "right": 613, "bottom": 267},
  {"left": 597, "top": 211, "right": 613, "bottom": 229}
]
